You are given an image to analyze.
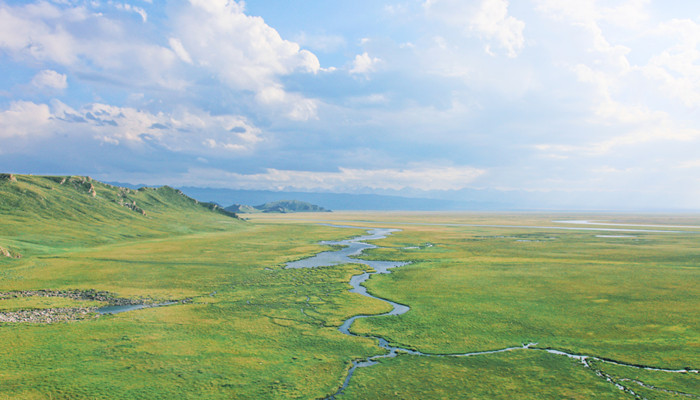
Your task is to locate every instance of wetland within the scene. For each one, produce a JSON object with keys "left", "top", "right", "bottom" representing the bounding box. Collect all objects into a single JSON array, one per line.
[{"left": 1, "top": 195, "right": 698, "bottom": 399}]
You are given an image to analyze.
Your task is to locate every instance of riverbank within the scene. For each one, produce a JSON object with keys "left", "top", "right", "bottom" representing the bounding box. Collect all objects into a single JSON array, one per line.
[{"left": 276, "top": 222, "right": 699, "bottom": 399}]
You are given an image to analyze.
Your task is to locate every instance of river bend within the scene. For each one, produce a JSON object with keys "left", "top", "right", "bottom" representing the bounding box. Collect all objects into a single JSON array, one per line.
[{"left": 285, "top": 224, "right": 698, "bottom": 399}]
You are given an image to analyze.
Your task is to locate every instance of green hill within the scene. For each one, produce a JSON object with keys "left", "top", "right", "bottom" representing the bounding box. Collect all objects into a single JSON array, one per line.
[
  {"left": 225, "top": 199, "right": 331, "bottom": 214},
  {"left": 0, "top": 174, "right": 239, "bottom": 256},
  {"left": 224, "top": 204, "right": 260, "bottom": 214}
]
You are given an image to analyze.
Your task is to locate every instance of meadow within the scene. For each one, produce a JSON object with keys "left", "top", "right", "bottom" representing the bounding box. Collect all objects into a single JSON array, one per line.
[
  {"left": 250, "top": 212, "right": 700, "bottom": 399},
  {"left": 1, "top": 178, "right": 698, "bottom": 399}
]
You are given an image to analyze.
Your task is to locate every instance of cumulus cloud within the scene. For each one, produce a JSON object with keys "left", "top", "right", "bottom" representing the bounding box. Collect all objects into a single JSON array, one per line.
[
  {"left": 0, "top": 1, "right": 181, "bottom": 88},
  {"left": 0, "top": 1, "right": 321, "bottom": 118},
  {"left": 350, "top": 52, "right": 381, "bottom": 74},
  {"left": 641, "top": 19, "right": 700, "bottom": 107},
  {"left": 0, "top": 100, "right": 263, "bottom": 153},
  {"left": 254, "top": 86, "right": 318, "bottom": 121},
  {"left": 178, "top": 166, "right": 486, "bottom": 191},
  {"left": 31, "top": 69, "right": 68, "bottom": 90},
  {"left": 530, "top": 0, "right": 700, "bottom": 160},
  {"left": 0, "top": 101, "right": 52, "bottom": 138},
  {"left": 172, "top": 0, "right": 321, "bottom": 119},
  {"left": 422, "top": 0, "right": 525, "bottom": 58},
  {"left": 535, "top": 0, "right": 650, "bottom": 29},
  {"left": 470, "top": 0, "right": 525, "bottom": 58}
]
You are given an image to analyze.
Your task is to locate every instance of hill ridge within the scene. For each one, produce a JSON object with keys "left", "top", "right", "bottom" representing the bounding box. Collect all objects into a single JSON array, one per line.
[
  {"left": 0, "top": 174, "right": 239, "bottom": 254},
  {"left": 226, "top": 199, "right": 330, "bottom": 213}
]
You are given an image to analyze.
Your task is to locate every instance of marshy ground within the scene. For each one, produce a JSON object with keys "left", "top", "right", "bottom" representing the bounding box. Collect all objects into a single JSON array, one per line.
[{"left": 1, "top": 208, "right": 698, "bottom": 399}]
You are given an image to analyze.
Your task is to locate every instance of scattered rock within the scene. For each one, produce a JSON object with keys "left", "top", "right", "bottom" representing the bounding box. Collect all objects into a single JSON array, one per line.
[
  {"left": 0, "top": 246, "right": 21, "bottom": 259},
  {"left": 0, "top": 289, "right": 145, "bottom": 305},
  {"left": 0, "top": 173, "right": 17, "bottom": 182},
  {"left": 0, "top": 289, "right": 177, "bottom": 324},
  {"left": 0, "top": 308, "right": 98, "bottom": 324}
]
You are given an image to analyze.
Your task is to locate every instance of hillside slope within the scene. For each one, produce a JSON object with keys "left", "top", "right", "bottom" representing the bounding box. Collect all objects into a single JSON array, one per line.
[
  {"left": 0, "top": 174, "right": 239, "bottom": 255},
  {"left": 226, "top": 199, "right": 330, "bottom": 213}
]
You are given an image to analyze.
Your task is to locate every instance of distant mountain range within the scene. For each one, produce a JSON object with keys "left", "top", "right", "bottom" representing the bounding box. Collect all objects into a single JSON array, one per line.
[
  {"left": 225, "top": 200, "right": 331, "bottom": 214},
  {"left": 173, "top": 187, "right": 498, "bottom": 211},
  {"left": 103, "top": 183, "right": 699, "bottom": 212}
]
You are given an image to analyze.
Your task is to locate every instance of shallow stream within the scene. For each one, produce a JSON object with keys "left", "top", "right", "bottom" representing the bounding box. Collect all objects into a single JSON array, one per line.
[{"left": 285, "top": 224, "right": 698, "bottom": 399}]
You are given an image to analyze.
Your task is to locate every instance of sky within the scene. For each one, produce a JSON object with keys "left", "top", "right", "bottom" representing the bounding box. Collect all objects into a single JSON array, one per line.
[{"left": 1, "top": 0, "right": 699, "bottom": 210}]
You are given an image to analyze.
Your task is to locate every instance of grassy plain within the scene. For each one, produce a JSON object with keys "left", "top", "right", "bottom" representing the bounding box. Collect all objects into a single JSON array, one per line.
[
  {"left": 250, "top": 212, "right": 700, "bottom": 399},
  {"left": 0, "top": 176, "right": 390, "bottom": 399},
  {"left": 0, "top": 296, "right": 106, "bottom": 312},
  {"left": 344, "top": 351, "right": 628, "bottom": 399},
  {"left": 0, "top": 223, "right": 398, "bottom": 398},
  {"left": 1, "top": 176, "right": 698, "bottom": 400}
]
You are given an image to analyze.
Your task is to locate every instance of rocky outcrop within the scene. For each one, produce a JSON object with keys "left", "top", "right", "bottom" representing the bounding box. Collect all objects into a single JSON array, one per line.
[
  {"left": 0, "top": 308, "right": 98, "bottom": 323},
  {"left": 115, "top": 188, "right": 147, "bottom": 215},
  {"left": 0, "top": 246, "right": 21, "bottom": 259},
  {"left": 0, "top": 173, "right": 17, "bottom": 182},
  {"left": 0, "top": 289, "right": 147, "bottom": 305},
  {"left": 0, "top": 289, "right": 176, "bottom": 323}
]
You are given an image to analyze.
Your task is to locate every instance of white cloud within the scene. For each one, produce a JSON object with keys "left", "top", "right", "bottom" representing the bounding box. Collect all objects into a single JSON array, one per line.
[
  {"left": 350, "top": 52, "right": 381, "bottom": 74},
  {"left": 254, "top": 87, "right": 318, "bottom": 121},
  {"left": 0, "top": 2, "right": 182, "bottom": 88},
  {"left": 534, "top": 109, "right": 700, "bottom": 157},
  {"left": 203, "top": 139, "right": 246, "bottom": 152},
  {"left": 294, "top": 32, "right": 345, "bottom": 53},
  {"left": 173, "top": 0, "right": 320, "bottom": 119},
  {"left": 0, "top": 0, "right": 321, "bottom": 117},
  {"left": 530, "top": 0, "right": 700, "bottom": 160},
  {"left": 470, "top": 0, "right": 525, "bottom": 58},
  {"left": 0, "top": 2, "right": 83, "bottom": 65},
  {"left": 31, "top": 69, "right": 68, "bottom": 90},
  {"left": 168, "top": 38, "right": 192, "bottom": 64},
  {"left": 640, "top": 19, "right": 700, "bottom": 108},
  {"left": 535, "top": 0, "right": 650, "bottom": 29},
  {"left": 0, "top": 101, "right": 52, "bottom": 138},
  {"left": 422, "top": 0, "right": 525, "bottom": 57},
  {"left": 113, "top": 3, "right": 147, "bottom": 22},
  {"left": 177, "top": 166, "right": 486, "bottom": 191},
  {"left": 0, "top": 100, "right": 264, "bottom": 153},
  {"left": 677, "top": 159, "right": 700, "bottom": 169}
]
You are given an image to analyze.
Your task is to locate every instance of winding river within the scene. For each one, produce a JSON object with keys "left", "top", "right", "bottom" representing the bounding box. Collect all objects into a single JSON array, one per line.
[{"left": 285, "top": 224, "right": 699, "bottom": 399}]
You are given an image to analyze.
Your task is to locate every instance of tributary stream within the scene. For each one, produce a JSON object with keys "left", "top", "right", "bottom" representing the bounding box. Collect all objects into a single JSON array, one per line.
[{"left": 285, "top": 224, "right": 699, "bottom": 400}]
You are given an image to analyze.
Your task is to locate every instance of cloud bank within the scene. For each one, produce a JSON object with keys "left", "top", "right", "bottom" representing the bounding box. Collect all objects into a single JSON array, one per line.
[{"left": 0, "top": 0, "right": 699, "bottom": 209}]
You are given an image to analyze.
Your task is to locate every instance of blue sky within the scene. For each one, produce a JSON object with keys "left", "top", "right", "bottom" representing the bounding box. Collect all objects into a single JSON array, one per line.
[{"left": 1, "top": 0, "right": 699, "bottom": 209}]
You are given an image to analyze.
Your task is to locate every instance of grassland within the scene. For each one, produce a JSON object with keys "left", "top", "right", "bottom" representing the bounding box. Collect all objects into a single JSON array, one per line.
[
  {"left": 344, "top": 351, "right": 628, "bottom": 399},
  {"left": 0, "top": 176, "right": 388, "bottom": 399},
  {"left": 249, "top": 212, "right": 700, "bottom": 399},
  {"left": 1, "top": 176, "right": 698, "bottom": 399},
  {"left": 0, "top": 296, "right": 106, "bottom": 312}
]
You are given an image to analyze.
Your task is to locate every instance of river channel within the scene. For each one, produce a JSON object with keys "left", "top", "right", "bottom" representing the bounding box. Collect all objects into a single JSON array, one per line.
[{"left": 285, "top": 224, "right": 698, "bottom": 399}]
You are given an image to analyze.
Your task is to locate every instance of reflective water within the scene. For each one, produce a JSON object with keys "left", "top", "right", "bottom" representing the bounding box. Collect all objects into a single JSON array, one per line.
[
  {"left": 97, "top": 301, "right": 177, "bottom": 315},
  {"left": 285, "top": 224, "right": 698, "bottom": 399}
]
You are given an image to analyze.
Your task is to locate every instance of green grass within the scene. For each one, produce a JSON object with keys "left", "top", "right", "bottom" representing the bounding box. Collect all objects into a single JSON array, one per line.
[
  {"left": 1, "top": 180, "right": 698, "bottom": 399},
  {"left": 591, "top": 360, "right": 699, "bottom": 399},
  {"left": 0, "top": 296, "right": 106, "bottom": 311},
  {"left": 0, "top": 220, "right": 388, "bottom": 398},
  {"left": 344, "top": 351, "right": 628, "bottom": 399},
  {"left": 349, "top": 225, "right": 699, "bottom": 367},
  {"left": 250, "top": 212, "right": 700, "bottom": 398},
  {"left": 0, "top": 174, "right": 237, "bottom": 254},
  {"left": 0, "top": 176, "right": 389, "bottom": 398}
]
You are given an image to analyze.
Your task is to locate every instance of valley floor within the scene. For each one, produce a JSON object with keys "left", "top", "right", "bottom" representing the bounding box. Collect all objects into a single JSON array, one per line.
[{"left": 1, "top": 212, "right": 698, "bottom": 399}]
